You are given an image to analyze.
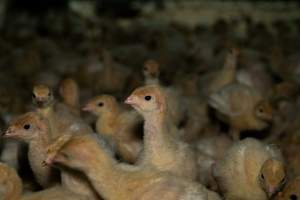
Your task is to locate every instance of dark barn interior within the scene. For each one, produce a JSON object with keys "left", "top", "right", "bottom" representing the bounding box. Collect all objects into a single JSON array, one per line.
[{"left": 0, "top": 0, "right": 300, "bottom": 199}]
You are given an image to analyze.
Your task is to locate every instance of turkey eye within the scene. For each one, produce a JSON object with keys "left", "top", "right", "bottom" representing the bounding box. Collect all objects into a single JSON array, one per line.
[
  {"left": 23, "top": 124, "right": 31, "bottom": 130},
  {"left": 290, "top": 194, "right": 298, "bottom": 200},
  {"left": 144, "top": 96, "right": 151, "bottom": 101},
  {"left": 261, "top": 174, "right": 265, "bottom": 180},
  {"left": 98, "top": 102, "right": 104, "bottom": 107},
  {"left": 32, "top": 93, "right": 36, "bottom": 98}
]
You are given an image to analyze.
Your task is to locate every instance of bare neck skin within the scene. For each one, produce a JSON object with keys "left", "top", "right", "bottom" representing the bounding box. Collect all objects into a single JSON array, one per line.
[
  {"left": 141, "top": 107, "right": 177, "bottom": 165},
  {"left": 27, "top": 126, "right": 54, "bottom": 187},
  {"left": 28, "top": 126, "right": 49, "bottom": 146},
  {"left": 96, "top": 107, "right": 120, "bottom": 137}
]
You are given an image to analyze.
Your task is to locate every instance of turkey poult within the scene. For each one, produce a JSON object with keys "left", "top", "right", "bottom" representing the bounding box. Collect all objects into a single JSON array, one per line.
[
  {"left": 82, "top": 94, "right": 143, "bottom": 163},
  {"left": 3, "top": 112, "right": 59, "bottom": 188},
  {"left": 4, "top": 112, "right": 99, "bottom": 200},
  {"left": 209, "top": 83, "right": 273, "bottom": 140},
  {"left": 125, "top": 85, "right": 198, "bottom": 181},
  {"left": 213, "top": 138, "right": 286, "bottom": 200},
  {"left": 49, "top": 134, "right": 221, "bottom": 200}
]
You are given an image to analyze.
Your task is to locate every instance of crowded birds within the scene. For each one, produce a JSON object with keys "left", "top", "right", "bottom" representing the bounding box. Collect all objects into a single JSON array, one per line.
[
  {"left": 32, "top": 83, "right": 91, "bottom": 137},
  {"left": 49, "top": 134, "right": 221, "bottom": 200},
  {"left": 213, "top": 138, "right": 286, "bottom": 200},
  {"left": 0, "top": 162, "right": 88, "bottom": 200},
  {"left": 31, "top": 82, "right": 99, "bottom": 200},
  {"left": 82, "top": 94, "right": 143, "bottom": 163},
  {"left": 1, "top": 9, "right": 300, "bottom": 200},
  {"left": 3, "top": 112, "right": 59, "bottom": 188},
  {"left": 125, "top": 85, "right": 198, "bottom": 181},
  {"left": 3, "top": 112, "right": 99, "bottom": 199},
  {"left": 209, "top": 83, "right": 273, "bottom": 140},
  {"left": 31, "top": 83, "right": 93, "bottom": 164},
  {"left": 32, "top": 84, "right": 60, "bottom": 139}
]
